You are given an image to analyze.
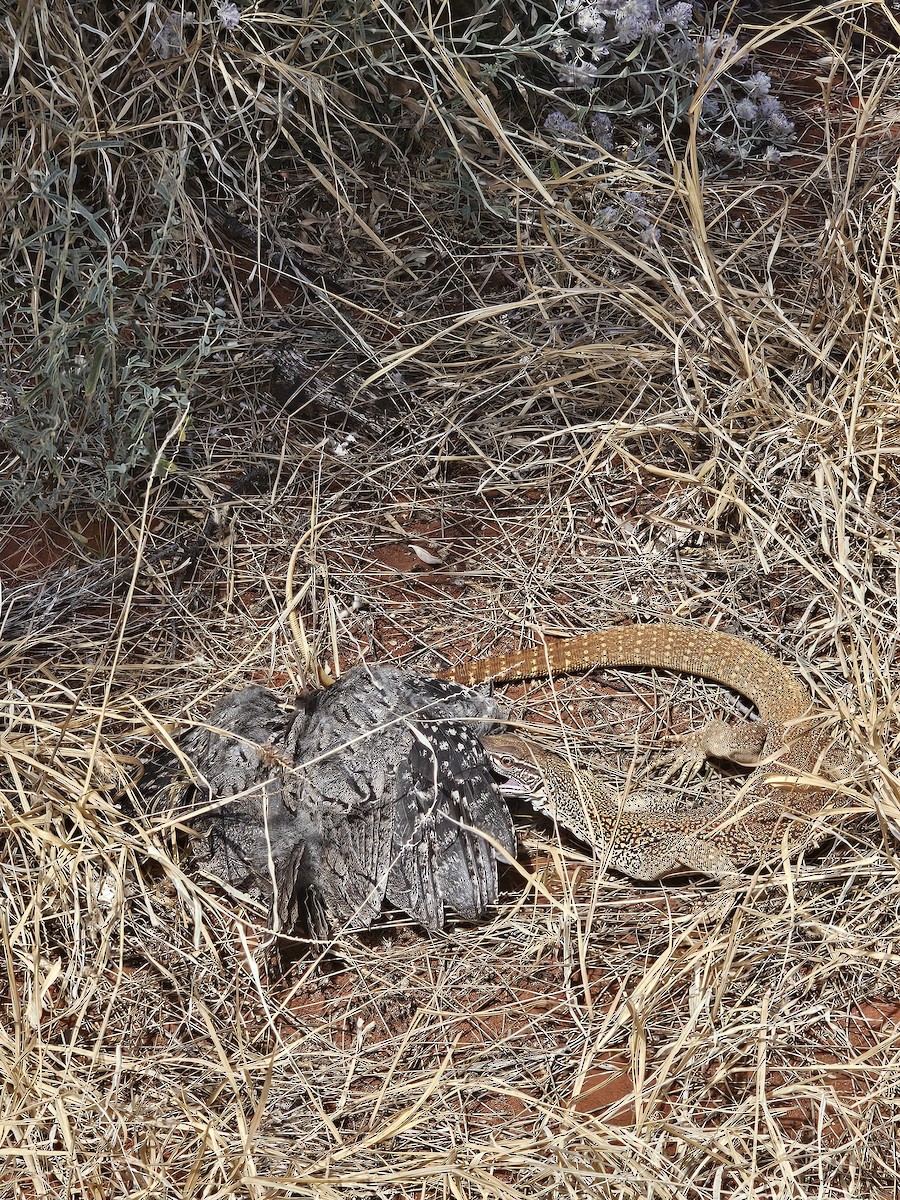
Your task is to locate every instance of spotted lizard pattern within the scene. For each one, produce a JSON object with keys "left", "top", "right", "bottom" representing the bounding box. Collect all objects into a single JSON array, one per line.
[{"left": 436, "top": 624, "right": 844, "bottom": 904}]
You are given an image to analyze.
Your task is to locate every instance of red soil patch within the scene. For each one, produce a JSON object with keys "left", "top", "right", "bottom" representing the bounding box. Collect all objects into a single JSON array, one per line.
[
  {"left": 0, "top": 512, "right": 114, "bottom": 582},
  {"left": 573, "top": 1057, "right": 636, "bottom": 1124}
]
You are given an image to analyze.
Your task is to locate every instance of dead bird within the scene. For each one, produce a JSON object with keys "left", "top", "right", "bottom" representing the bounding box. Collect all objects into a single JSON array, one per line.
[{"left": 156, "top": 666, "right": 514, "bottom": 936}]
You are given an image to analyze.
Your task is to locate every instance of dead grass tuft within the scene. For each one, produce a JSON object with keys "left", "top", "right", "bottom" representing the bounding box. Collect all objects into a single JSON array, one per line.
[{"left": 2, "top": 0, "right": 900, "bottom": 1195}]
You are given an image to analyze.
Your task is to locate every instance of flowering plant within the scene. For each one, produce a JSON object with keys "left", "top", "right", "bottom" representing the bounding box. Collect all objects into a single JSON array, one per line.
[{"left": 542, "top": 0, "right": 795, "bottom": 170}]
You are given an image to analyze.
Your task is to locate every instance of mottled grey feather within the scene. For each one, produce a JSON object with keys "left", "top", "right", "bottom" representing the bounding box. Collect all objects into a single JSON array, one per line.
[
  {"left": 164, "top": 666, "right": 514, "bottom": 935},
  {"left": 388, "top": 718, "right": 515, "bottom": 925},
  {"left": 173, "top": 686, "right": 300, "bottom": 912}
]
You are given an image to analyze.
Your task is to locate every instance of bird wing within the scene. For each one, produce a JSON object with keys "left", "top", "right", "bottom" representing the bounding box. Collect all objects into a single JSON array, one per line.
[
  {"left": 387, "top": 719, "right": 516, "bottom": 926},
  {"left": 285, "top": 706, "right": 395, "bottom": 932},
  {"left": 165, "top": 668, "right": 515, "bottom": 936}
]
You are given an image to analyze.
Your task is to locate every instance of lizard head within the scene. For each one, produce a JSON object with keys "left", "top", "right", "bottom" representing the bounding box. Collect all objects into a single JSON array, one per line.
[
  {"left": 481, "top": 734, "right": 553, "bottom": 799},
  {"left": 482, "top": 733, "right": 598, "bottom": 845}
]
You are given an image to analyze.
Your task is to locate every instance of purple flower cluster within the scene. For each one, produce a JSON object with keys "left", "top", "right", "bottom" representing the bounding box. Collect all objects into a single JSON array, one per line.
[
  {"left": 544, "top": 111, "right": 582, "bottom": 137},
  {"left": 592, "top": 191, "right": 661, "bottom": 245},
  {"left": 218, "top": 2, "right": 241, "bottom": 30},
  {"left": 747, "top": 71, "right": 772, "bottom": 98},
  {"left": 699, "top": 33, "right": 744, "bottom": 69},
  {"left": 590, "top": 111, "right": 614, "bottom": 150},
  {"left": 624, "top": 191, "right": 660, "bottom": 245},
  {"left": 759, "top": 97, "right": 795, "bottom": 139},
  {"left": 564, "top": 0, "right": 696, "bottom": 47},
  {"left": 546, "top": 0, "right": 797, "bottom": 173}
]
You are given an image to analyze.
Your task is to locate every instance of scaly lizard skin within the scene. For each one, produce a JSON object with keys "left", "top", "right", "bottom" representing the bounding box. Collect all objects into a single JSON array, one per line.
[{"left": 436, "top": 624, "right": 842, "bottom": 900}]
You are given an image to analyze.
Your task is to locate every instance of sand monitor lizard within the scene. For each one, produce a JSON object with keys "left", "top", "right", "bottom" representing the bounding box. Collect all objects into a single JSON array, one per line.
[{"left": 434, "top": 624, "right": 845, "bottom": 904}]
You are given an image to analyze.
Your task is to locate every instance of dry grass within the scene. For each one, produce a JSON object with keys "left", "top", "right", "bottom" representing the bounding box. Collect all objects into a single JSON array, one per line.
[{"left": 3, "top": 0, "right": 900, "bottom": 1196}]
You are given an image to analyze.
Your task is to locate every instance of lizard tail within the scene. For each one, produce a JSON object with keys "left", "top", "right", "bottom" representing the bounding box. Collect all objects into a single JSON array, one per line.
[{"left": 437, "top": 623, "right": 811, "bottom": 724}]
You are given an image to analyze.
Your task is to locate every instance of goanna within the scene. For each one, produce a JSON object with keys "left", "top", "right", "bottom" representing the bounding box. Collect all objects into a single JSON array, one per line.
[{"left": 436, "top": 624, "right": 848, "bottom": 906}]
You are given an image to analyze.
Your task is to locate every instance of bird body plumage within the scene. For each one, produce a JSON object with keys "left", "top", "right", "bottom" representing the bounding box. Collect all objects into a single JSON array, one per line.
[{"left": 174, "top": 667, "right": 513, "bottom": 935}]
